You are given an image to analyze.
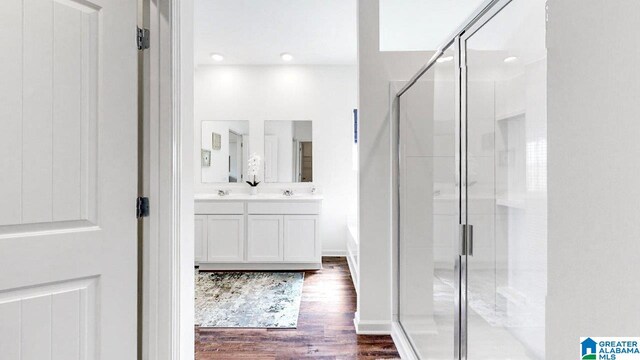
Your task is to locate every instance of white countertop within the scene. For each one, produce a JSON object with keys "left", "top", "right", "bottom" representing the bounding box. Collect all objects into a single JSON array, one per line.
[{"left": 194, "top": 193, "right": 323, "bottom": 201}]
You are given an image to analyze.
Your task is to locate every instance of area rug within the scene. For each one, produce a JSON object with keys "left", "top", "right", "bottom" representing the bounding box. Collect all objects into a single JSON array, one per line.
[{"left": 195, "top": 272, "right": 304, "bottom": 328}]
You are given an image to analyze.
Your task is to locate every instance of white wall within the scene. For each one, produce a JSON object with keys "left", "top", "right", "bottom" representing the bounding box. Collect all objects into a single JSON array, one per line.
[
  {"left": 194, "top": 65, "right": 357, "bottom": 253},
  {"left": 357, "top": 0, "right": 433, "bottom": 333},
  {"left": 546, "top": 1, "right": 640, "bottom": 358}
]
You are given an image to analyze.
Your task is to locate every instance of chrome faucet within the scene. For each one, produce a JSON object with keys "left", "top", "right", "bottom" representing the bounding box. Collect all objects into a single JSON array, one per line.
[
  {"left": 283, "top": 189, "right": 294, "bottom": 197},
  {"left": 217, "top": 189, "right": 230, "bottom": 196}
]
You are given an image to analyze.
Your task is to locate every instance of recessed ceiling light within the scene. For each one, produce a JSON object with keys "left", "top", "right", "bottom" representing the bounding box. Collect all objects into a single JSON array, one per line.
[
  {"left": 504, "top": 56, "right": 518, "bottom": 63},
  {"left": 210, "top": 53, "right": 224, "bottom": 62},
  {"left": 437, "top": 56, "right": 454, "bottom": 63},
  {"left": 280, "top": 53, "right": 293, "bottom": 62}
]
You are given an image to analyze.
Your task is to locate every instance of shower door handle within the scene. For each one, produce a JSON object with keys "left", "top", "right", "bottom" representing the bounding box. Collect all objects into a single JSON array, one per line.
[{"left": 460, "top": 224, "right": 474, "bottom": 256}]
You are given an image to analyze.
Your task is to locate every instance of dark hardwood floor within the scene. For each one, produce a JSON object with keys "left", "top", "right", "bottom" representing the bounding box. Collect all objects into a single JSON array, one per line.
[{"left": 195, "top": 257, "right": 400, "bottom": 359}]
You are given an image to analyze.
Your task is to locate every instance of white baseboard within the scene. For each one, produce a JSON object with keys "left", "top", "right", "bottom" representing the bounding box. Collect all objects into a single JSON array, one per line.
[
  {"left": 391, "top": 322, "right": 418, "bottom": 360},
  {"left": 353, "top": 312, "right": 391, "bottom": 335},
  {"left": 322, "top": 250, "right": 347, "bottom": 257},
  {"left": 198, "top": 262, "right": 322, "bottom": 271},
  {"left": 346, "top": 254, "right": 358, "bottom": 294}
]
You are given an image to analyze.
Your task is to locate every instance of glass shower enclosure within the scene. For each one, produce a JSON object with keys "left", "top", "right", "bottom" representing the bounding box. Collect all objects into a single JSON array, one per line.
[
  {"left": 396, "top": 44, "right": 459, "bottom": 359},
  {"left": 394, "top": 0, "right": 547, "bottom": 358}
]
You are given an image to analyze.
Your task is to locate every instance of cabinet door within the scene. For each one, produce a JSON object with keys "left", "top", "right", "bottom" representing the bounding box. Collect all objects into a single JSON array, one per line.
[
  {"left": 247, "top": 215, "right": 283, "bottom": 262},
  {"left": 284, "top": 215, "right": 319, "bottom": 262},
  {"left": 194, "top": 215, "right": 208, "bottom": 263},
  {"left": 207, "top": 215, "right": 245, "bottom": 262}
]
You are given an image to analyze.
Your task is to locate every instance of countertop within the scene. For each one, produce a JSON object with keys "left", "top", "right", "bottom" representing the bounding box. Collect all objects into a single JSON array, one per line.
[{"left": 194, "top": 193, "right": 324, "bottom": 201}]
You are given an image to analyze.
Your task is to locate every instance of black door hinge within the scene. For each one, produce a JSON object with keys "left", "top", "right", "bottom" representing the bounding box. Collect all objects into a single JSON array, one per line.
[
  {"left": 136, "top": 197, "right": 150, "bottom": 218},
  {"left": 137, "top": 27, "right": 150, "bottom": 50}
]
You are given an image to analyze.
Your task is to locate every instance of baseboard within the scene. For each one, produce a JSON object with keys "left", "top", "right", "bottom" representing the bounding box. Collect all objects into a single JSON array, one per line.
[
  {"left": 346, "top": 253, "right": 358, "bottom": 294},
  {"left": 198, "top": 262, "right": 322, "bottom": 271},
  {"left": 322, "top": 250, "right": 347, "bottom": 257},
  {"left": 353, "top": 312, "right": 391, "bottom": 335},
  {"left": 391, "top": 322, "right": 418, "bottom": 360}
]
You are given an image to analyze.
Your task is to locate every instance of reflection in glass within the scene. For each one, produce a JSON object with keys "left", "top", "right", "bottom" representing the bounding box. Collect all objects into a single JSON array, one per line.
[
  {"left": 201, "top": 120, "right": 250, "bottom": 183},
  {"left": 264, "top": 120, "right": 313, "bottom": 183},
  {"left": 466, "top": 0, "right": 547, "bottom": 358},
  {"left": 398, "top": 48, "right": 456, "bottom": 359}
]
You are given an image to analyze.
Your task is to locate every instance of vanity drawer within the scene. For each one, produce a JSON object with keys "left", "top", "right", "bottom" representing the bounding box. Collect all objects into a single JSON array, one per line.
[
  {"left": 247, "top": 201, "right": 320, "bottom": 215},
  {"left": 195, "top": 201, "right": 244, "bottom": 215}
]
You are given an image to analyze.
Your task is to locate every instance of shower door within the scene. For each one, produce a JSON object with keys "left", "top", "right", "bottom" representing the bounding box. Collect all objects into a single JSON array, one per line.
[
  {"left": 397, "top": 45, "right": 461, "bottom": 359},
  {"left": 462, "top": 0, "right": 547, "bottom": 358},
  {"left": 396, "top": 0, "right": 547, "bottom": 358}
]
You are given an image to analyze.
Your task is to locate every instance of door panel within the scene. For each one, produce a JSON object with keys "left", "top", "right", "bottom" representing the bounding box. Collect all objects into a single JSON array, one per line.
[
  {"left": 207, "top": 215, "right": 245, "bottom": 262},
  {"left": 464, "top": 0, "right": 547, "bottom": 358},
  {"left": 0, "top": 0, "right": 23, "bottom": 225},
  {"left": 397, "top": 46, "right": 459, "bottom": 359},
  {"left": 195, "top": 215, "right": 208, "bottom": 262},
  {"left": 248, "top": 215, "right": 284, "bottom": 262},
  {"left": 2, "top": 0, "right": 99, "bottom": 228},
  {"left": 0, "top": 278, "right": 97, "bottom": 360},
  {"left": 0, "top": 0, "right": 137, "bottom": 357},
  {"left": 283, "top": 215, "right": 318, "bottom": 262}
]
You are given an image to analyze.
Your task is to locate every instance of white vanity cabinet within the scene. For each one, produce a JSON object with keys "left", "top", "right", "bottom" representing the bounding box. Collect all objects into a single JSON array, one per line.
[{"left": 194, "top": 195, "right": 322, "bottom": 270}]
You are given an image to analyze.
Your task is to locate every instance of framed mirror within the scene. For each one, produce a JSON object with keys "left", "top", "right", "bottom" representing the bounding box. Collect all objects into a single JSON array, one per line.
[
  {"left": 264, "top": 120, "right": 313, "bottom": 183},
  {"left": 201, "top": 120, "right": 250, "bottom": 183}
]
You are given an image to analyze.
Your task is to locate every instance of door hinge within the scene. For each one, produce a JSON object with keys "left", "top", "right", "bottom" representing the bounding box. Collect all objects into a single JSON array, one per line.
[
  {"left": 459, "top": 224, "right": 473, "bottom": 256},
  {"left": 136, "top": 197, "right": 150, "bottom": 218},
  {"left": 137, "top": 27, "right": 150, "bottom": 50}
]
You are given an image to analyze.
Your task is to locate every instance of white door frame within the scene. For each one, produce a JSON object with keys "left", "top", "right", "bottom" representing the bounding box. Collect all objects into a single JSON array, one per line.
[{"left": 143, "top": 0, "right": 194, "bottom": 358}]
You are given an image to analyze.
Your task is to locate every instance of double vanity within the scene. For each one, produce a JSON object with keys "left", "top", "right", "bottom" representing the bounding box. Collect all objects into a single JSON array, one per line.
[
  {"left": 197, "top": 118, "right": 320, "bottom": 270},
  {"left": 194, "top": 192, "right": 323, "bottom": 270}
]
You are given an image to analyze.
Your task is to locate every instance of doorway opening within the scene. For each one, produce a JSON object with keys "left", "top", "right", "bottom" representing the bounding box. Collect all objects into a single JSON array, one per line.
[{"left": 181, "top": 0, "right": 382, "bottom": 358}]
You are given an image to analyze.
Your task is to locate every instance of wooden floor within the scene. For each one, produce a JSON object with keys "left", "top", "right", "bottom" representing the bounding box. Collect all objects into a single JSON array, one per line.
[{"left": 195, "top": 257, "right": 400, "bottom": 359}]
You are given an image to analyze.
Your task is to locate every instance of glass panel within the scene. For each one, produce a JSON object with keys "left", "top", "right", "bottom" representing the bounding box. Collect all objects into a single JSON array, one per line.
[
  {"left": 201, "top": 120, "right": 250, "bottom": 183},
  {"left": 465, "top": 0, "right": 547, "bottom": 359},
  {"left": 398, "top": 47, "right": 457, "bottom": 359},
  {"left": 264, "top": 120, "right": 313, "bottom": 183}
]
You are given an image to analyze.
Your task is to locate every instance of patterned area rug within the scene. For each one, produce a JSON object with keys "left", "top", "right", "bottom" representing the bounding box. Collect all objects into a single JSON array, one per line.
[{"left": 195, "top": 272, "right": 304, "bottom": 328}]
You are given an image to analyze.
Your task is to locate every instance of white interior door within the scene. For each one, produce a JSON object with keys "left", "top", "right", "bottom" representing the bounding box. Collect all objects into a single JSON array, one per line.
[
  {"left": 264, "top": 135, "right": 279, "bottom": 182},
  {"left": 242, "top": 134, "right": 250, "bottom": 182},
  {"left": 0, "top": 0, "right": 138, "bottom": 358},
  {"left": 292, "top": 140, "right": 300, "bottom": 182},
  {"left": 233, "top": 134, "right": 242, "bottom": 182}
]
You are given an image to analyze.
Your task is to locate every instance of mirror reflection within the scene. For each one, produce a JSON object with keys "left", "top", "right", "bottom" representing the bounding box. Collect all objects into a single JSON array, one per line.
[
  {"left": 264, "top": 120, "right": 313, "bottom": 183},
  {"left": 201, "top": 120, "right": 249, "bottom": 183}
]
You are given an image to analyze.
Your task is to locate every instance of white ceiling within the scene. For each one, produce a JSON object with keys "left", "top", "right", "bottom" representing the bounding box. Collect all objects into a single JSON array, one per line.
[
  {"left": 194, "top": 0, "right": 357, "bottom": 66},
  {"left": 379, "top": 0, "right": 487, "bottom": 51}
]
